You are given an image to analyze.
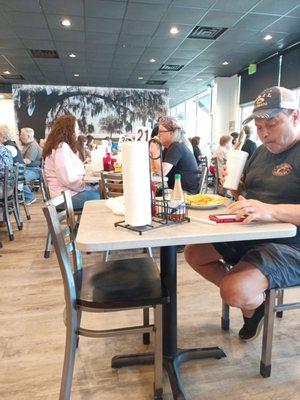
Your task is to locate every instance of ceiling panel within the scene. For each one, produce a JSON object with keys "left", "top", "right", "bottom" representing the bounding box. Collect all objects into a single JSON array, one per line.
[
  {"left": 163, "top": 6, "right": 207, "bottom": 25},
  {"left": 172, "top": 0, "right": 215, "bottom": 8},
  {"left": 40, "top": 0, "right": 84, "bottom": 16},
  {"left": 13, "top": 27, "right": 52, "bottom": 40},
  {"left": 85, "top": 18, "right": 122, "bottom": 34},
  {"left": 211, "top": 0, "right": 260, "bottom": 13},
  {"left": 51, "top": 29, "right": 85, "bottom": 42},
  {"left": 251, "top": 0, "right": 300, "bottom": 15},
  {"left": 199, "top": 10, "right": 244, "bottom": 27},
  {"left": 266, "top": 17, "right": 300, "bottom": 34},
  {"left": 234, "top": 13, "right": 280, "bottom": 30},
  {"left": 5, "top": 11, "right": 48, "bottom": 28},
  {"left": 85, "top": 0, "right": 127, "bottom": 19},
  {"left": 121, "top": 20, "right": 159, "bottom": 36},
  {"left": 125, "top": 3, "right": 168, "bottom": 22},
  {"left": 287, "top": 5, "right": 300, "bottom": 17},
  {"left": 85, "top": 32, "right": 119, "bottom": 45},
  {"left": 0, "top": 0, "right": 42, "bottom": 13},
  {"left": 22, "top": 39, "right": 56, "bottom": 50}
]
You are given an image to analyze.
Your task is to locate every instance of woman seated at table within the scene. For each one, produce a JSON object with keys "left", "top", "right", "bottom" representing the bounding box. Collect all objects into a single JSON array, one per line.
[
  {"left": 43, "top": 115, "right": 100, "bottom": 209},
  {"left": 150, "top": 116, "right": 199, "bottom": 194}
]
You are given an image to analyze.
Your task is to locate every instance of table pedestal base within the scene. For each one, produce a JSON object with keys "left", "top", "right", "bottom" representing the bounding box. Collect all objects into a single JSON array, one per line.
[{"left": 111, "top": 346, "right": 226, "bottom": 399}]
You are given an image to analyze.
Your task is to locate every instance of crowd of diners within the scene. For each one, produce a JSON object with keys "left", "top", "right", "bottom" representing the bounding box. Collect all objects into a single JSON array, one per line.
[{"left": 0, "top": 85, "right": 300, "bottom": 343}]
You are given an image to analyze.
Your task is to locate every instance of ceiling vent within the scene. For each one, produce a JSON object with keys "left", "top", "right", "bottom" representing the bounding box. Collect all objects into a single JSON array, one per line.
[
  {"left": 159, "top": 64, "right": 184, "bottom": 72},
  {"left": 146, "top": 80, "right": 167, "bottom": 85},
  {"left": 1, "top": 74, "right": 24, "bottom": 80},
  {"left": 30, "top": 49, "right": 59, "bottom": 58},
  {"left": 188, "top": 26, "right": 227, "bottom": 40}
]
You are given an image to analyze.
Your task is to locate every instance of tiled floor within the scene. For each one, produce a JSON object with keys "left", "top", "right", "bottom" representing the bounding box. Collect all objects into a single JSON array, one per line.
[{"left": 0, "top": 197, "right": 300, "bottom": 399}]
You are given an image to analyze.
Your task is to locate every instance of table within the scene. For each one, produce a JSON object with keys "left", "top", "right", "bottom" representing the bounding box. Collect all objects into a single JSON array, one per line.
[{"left": 76, "top": 200, "right": 296, "bottom": 399}]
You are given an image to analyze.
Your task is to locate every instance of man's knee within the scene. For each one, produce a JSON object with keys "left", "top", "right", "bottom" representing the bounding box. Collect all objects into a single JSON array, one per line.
[
  {"left": 184, "top": 244, "right": 220, "bottom": 268},
  {"left": 220, "top": 274, "right": 251, "bottom": 308}
]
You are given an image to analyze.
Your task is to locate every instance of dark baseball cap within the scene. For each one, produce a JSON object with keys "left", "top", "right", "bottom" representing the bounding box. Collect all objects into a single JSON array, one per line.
[{"left": 242, "top": 86, "right": 298, "bottom": 125}]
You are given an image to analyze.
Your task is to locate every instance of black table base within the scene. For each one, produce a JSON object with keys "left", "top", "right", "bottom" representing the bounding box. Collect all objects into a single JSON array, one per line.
[
  {"left": 112, "top": 246, "right": 226, "bottom": 399},
  {"left": 112, "top": 346, "right": 225, "bottom": 399}
]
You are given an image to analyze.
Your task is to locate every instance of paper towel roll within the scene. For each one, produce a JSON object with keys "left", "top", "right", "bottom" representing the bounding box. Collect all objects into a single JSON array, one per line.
[
  {"left": 91, "top": 146, "right": 106, "bottom": 172},
  {"left": 122, "top": 142, "right": 151, "bottom": 227}
]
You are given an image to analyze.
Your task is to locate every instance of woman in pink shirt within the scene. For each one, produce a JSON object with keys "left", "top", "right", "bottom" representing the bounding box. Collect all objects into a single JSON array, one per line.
[{"left": 43, "top": 115, "right": 99, "bottom": 209}]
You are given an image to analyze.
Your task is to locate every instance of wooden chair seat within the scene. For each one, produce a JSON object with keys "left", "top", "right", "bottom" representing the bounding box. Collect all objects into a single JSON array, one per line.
[{"left": 75, "top": 257, "right": 169, "bottom": 310}]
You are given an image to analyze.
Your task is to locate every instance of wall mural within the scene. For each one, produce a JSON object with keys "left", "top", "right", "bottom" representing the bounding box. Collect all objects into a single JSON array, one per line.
[{"left": 12, "top": 84, "right": 168, "bottom": 141}]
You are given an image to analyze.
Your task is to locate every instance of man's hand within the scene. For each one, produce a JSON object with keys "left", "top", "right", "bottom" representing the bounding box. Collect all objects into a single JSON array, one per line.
[
  {"left": 219, "top": 165, "right": 227, "bottom": 185},
  {"left": 23, "top": 158, "right": 31, "bottom": 165},
  {"left": 227, "top": 195, "right": 277, "bottom": 223}
]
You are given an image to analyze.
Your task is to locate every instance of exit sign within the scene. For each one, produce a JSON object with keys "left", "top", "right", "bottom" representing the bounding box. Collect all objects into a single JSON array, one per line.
[{"left": 248, "top": 64, "right": 257, "bottom": 75}]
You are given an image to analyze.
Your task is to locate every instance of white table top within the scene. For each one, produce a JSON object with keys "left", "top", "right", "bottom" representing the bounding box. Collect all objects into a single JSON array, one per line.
[{"left": 76, "top": 200, "right": 297, "bottom": 252}]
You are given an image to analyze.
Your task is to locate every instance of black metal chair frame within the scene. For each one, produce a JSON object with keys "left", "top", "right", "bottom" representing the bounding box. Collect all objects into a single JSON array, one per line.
[
  {"left": 43, "top": 190, "right": 168, "bottom": 400},
  {"left": 15, "top": 164, "right": 31, "bottom": 221}
]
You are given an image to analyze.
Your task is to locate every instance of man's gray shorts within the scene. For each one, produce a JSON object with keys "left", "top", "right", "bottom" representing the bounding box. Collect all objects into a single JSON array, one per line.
[{"left": 213, "top": 240, "right": 300, "bottom": 289}]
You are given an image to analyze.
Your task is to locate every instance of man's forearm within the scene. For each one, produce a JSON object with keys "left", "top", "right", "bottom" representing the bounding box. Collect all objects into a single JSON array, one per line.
[{"left": 272, "top": 204, "right": 300, "bottom": 225}]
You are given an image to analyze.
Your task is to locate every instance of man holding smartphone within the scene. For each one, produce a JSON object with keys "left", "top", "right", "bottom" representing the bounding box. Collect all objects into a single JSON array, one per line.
[{"left": 184, "top": 86, "right": 300, "bottom": 341}]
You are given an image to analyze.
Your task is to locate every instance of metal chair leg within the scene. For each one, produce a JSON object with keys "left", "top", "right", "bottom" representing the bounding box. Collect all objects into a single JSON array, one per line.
[
  {"left": 276, "top": 289, "right": 284, "bottom": 318},
  {"left": 104, "top": 250, "right": 110, "bottom": 262},
  {"left": 3, "top": 206, "right": 14, "bottom": 241},
  {"left": 59, "top": 311, "right": 78, "bottom": 400},
  {"left": 147, "top": 247, "right": 153, "bottom": 257},
  {"left": 44, "top": 231, "right": 52, "bottom": 258},
  {"left": 153, "top": 305, "right": 163, "bottom": 400},
  {"left": 143, "top": 308, "right": 150, "bottom": 345},
  {"left": 221, "top": 301, "right": 230, "bottom": 331},
  {"left": 260, "top": 289, "right": 276, "bottom": 378},
  {"left": 13, "top": 195, "right": 23, "bottom": 230}
]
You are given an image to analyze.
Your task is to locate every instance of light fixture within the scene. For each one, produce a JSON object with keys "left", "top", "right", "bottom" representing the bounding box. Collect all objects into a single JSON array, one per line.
[
  {"left": 122, "top": 44, "right": 126, "bottom": 48},
  {"left": 178, "top": 89, "right": 185, "bottom": 92},
  {"left": 69, "top": 53, "right": 76, "bottom": 58},
  {"left": 170, "top": 26, "right": 179, "bottom": 35},
  {"left": 3, "top": 70, "right": 11, "bottom": 75},
  {"left": 74, "top": 73, "right": 79, "bottom": 77},
  {"left": 196, "top": 78, "right": 203, "bottom": 81},
  {"left": 264, "top": 34, "right": 272, "bottom": 41},
  {"left": 222, "top": 60, "right": 229, "bottom": 65},
  {"left": 61, "top": 18, "right": 71, "bottom": 27},
  {"left": 0, "top": 94, "right": 5, "bottom": 99},
  {"left": 149, "top": 58, "right": 156, "bottom": 63},
  {"left": 138, "top": 76, "right": 143, "bottom": 80}
]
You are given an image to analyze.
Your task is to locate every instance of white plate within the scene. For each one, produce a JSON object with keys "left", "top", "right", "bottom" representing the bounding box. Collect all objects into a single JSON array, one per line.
[{"left": 186, "top": 194, "right": 227, "bottom": 210}]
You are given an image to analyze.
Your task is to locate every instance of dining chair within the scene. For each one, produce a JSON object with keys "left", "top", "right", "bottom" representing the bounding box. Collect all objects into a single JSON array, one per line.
[
  {"left": 41, "top": 169, "right": 82, "bottom": 258},
  {"left": 43, "top": 190, "right": 168, "bottom": 400},
  {"left": 221, "top": 286, "right": 300, "bottom": 377},
  {"left": 100, "top": 171, "right": 153, "bottom": 345},
  {"left": 15, "top": 163, "right": 31, "bottom": 221},
  {"left": 0, "top": 166, "right": 23, "bottom": 240}
]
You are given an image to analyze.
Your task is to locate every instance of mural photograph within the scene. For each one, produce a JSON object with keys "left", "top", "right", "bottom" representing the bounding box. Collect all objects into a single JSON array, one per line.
[{"left": 12, "top": 85, "right": 168, "bottom": 141}]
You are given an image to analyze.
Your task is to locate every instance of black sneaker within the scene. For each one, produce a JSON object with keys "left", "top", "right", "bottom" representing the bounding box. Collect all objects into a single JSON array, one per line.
[{"left": 239, "top": 302, "right": 265, "bottom": 341}]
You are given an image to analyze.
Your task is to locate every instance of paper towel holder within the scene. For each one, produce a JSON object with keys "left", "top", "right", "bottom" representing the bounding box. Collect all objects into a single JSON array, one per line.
[{"left": 114, "top": 139, "right": 190, "bottom": 235}]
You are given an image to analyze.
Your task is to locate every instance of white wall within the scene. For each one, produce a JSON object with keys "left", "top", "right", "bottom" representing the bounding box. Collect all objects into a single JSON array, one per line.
[
  {"left": 211, "top": 75, "right": 240, "bottom": 148},
  {"left": 0, "top": 98, "right": 18, "bottom": 140}
]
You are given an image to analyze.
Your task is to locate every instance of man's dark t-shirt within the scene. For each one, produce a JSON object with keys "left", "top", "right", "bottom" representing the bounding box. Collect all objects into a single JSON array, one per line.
[
  {"left": 163, "top": 142, "right": 199, "bottom": 194},
  {"left": 193, "top": 146, "right": 202, "bottom": 166},
  {"left": 244, "top": 141, "right": 300, "bottom": 244}
]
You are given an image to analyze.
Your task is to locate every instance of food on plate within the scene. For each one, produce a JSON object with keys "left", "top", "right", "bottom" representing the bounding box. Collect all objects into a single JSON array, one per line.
[{"left": 185, "top": 193, "right": 225, "bottom": 206}]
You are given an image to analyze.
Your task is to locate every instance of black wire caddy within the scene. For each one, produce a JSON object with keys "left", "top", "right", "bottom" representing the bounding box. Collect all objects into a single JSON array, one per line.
[{"left": 114, "top": 139, "right": 190, "bottom": 235}]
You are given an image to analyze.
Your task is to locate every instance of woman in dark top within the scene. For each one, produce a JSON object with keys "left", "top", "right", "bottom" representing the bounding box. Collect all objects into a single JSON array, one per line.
[
  {"left": 150, "top": 116, "right": 199, "bottom": 194},
  {"left": 0, "top": 124, "right": 24, "bottom": 164},
  {"left": 191, "top": 136, "right": 202, "bottom": 166}
]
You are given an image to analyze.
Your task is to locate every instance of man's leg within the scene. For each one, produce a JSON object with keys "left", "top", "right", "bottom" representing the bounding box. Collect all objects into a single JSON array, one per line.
[
  {"left": 184, "top": 243, "right": 227, "bottom": 287},
  {"left": 24, "top": 167, "right": 40, "bottom": 203}
]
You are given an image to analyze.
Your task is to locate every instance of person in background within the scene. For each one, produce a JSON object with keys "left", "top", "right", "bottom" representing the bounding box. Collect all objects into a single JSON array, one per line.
[
  {"left": 0, "top": 143, "right": 13, "bottom": 225},
  {"left": 150, "top": 116, "right": 199, "bottom": 194},
  {"left": 185, "top": 86, "right": 300, "bottom": 342},
  {"left": 151, "top": 125, "right": 159, "bottom": 139},
  {"left": 230, "top": 132, "right": 239, "bottom": 146},
  {"left": 86, "top": 134, "right": 96, "bottom": 151},
  {"left": 43, "top": 115, "right": 99, "bottom": 210},
  {"left": 0, "top": 125, "right": 23, "bottom": 164},
  {"left": 212, "top": 135, "right": 232, "bottom": 174},
  {"left": 191, "top": 136, "right": 202, "bottom": 166},
  {"left": 241, "top": 125, "right": 257, "bottom": 158},
  {"left": 19, "top": 127, "right": 42, "bottom": 205},
  {"left": 39, "top": 138, "right": 46, "bottom": 149},
  {"left": 76, "top": 134, "right": 91, "bottom": 163}
]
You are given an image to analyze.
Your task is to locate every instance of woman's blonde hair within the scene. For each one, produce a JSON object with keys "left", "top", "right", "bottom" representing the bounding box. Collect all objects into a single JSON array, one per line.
[{"left": 0, "top": 124, "right": 14, "bottom": 141}]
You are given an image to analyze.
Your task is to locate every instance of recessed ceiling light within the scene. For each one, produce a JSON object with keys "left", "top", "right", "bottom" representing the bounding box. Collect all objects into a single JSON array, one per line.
[
  {"left": 138, "top": 76, "right": 143, "bottom": 80},
  {"left": 196, "top": 78, "right": 203, "bottom": 81},
  {"left": 149, "top": 58, "right": 156, "bottom": 63},
  {"left": 74, "top": 73, "right": 79, "bottom": 77},
  {"left": 178, "top": 89, "right": 185, "bottom": 92},
  {"left": 69, "top": 53, "right": 76, "bottom": 58},
  {"left": 222, "top": 61, "right": 229, "bottom": 65},
  {"left": 122, "top": 44, "right": 126, "bottom": 48},
  {"left": 264, "top": 34, "right": 272, "bottom": 41},
  {"left": 170, "top": 27, "right": 179, "bottom": 35},
  {"left": 3, "top": 70, "right": 11, "bottom": 75},
  {"left": 61, "top": 18, "right": 71, "bottom": 27}
]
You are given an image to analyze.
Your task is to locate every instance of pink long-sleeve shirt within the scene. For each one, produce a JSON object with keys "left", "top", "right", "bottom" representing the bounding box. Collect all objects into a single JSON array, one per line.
[{"left": 44, "top": 142, "right": 86, "bottom": 198}]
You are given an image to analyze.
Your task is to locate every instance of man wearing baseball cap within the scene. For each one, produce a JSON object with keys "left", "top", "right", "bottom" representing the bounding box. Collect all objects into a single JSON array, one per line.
[{"left": 185, "top": 86, "right": 300, "bottom": 342}]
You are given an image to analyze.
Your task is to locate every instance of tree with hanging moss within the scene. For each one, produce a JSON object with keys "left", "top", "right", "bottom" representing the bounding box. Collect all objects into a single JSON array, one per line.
[{"left": 13, "top": 85, "right": 167, "bottom": 140}]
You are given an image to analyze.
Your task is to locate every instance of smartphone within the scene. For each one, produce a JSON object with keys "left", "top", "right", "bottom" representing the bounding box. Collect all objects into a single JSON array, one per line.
[{"left": 209, "top": 214, "right": 246, "bottom": 223}]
